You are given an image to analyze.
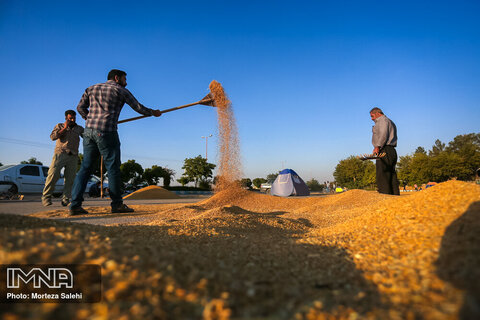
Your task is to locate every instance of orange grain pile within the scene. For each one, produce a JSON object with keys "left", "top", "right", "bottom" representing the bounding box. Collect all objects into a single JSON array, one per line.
[
  {"left": 123, "top": 185, "right": 180, "bottom": 200},
  {"left": 157, "top": 187, "right": 392, "bottom": 228},
  {"left": 4, "top": 180, "right": 479, "bottom": 319},
  {"left": 144, "top": 180, "right": 480, "bottom": 319},
  {"left": 209, "top": 80, "right": 242, "bottom": 192}
]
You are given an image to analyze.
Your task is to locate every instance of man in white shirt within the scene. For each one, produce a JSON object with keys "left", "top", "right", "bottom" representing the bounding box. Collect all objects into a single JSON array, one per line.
[{"left": 370, "top": 107, "right": 400, "bottom": 195}]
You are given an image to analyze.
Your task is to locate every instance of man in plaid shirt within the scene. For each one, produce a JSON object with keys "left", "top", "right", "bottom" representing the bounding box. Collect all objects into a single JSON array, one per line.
[{"left": 70, "top": 69, "right": 162, "bottom": 215}]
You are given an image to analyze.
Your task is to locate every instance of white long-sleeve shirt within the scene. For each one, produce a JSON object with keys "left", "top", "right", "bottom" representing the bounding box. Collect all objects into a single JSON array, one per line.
[{"left": 372, "top": 115, "right": 397, "bottom": 148}]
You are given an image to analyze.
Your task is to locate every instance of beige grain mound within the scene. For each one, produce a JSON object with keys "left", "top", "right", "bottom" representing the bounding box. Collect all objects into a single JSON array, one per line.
[
  {"left": 123, "top": 185, "right": 180, "bottom": 200},
  {"left": 3, "top": 180, "right": 479, "bottom": 319},
  {"left": 301, "top": 180, "right": 480, "bottom": 319},
  {"left": 144, "top": 187, "right": 394, "bottom": 227}
]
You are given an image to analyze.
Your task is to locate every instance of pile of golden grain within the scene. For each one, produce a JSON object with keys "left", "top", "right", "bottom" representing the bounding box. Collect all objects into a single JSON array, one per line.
[
  {"left": 1, "top": 180, "right": 479, "bottom": 319},
  {"left": 123, "top": 185, "right": 179, "bottom": 200}
]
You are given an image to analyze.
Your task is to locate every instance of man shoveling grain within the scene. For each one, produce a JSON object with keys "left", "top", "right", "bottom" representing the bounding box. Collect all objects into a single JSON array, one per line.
[{"left": 70, "top": 69, "right": 162, "bottom": 216}]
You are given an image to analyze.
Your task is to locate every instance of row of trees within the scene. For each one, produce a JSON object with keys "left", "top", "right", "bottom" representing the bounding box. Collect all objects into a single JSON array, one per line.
[
  {"left": 243, "top": 173, "right": 326, "bottom": 192},
  {"left": 333, "top": 133, "right": 480, "bottom": 189},
  {"left": 333, "top": 157, "right": 376, "bottom": 190},
  {"left": 12, "top": 155, "right": 217, "bottom": 189},
  {"left": 21, "top": 157, "right": 43, "bottom": 165},
  {"left": 0, "top": 157, "right": 42, "bottom": 167},
  {"left": 121, "top": 156, "right": 218, "bottom": 189},
  {"left": 120, "top": 160, "right": 175, "bottom": 187},
  {"left": 398, "top": 133, "right": 480, "bottom": 185},
  {"left": 13, "top": 133, "right": 478, "bottom": 191}
]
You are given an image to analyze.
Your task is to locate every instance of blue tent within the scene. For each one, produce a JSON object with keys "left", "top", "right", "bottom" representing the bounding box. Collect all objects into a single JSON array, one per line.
[{"left": 271, "top": 169, "right": 310, "bottom": 197}]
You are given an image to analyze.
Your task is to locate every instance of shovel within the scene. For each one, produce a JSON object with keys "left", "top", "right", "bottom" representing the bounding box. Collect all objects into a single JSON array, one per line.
[{"left": 118, "top": 94, "right": 216, "bottom": 124}]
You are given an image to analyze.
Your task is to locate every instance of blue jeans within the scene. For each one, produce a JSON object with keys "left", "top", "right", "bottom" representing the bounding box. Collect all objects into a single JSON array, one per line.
[{"left": 71, "top": 128, "right": 123, "bottom": 209}]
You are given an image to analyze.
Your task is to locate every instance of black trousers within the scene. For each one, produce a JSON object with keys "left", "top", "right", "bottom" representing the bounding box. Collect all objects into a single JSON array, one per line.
[{"left": 376, "top": 145, "right": 400, "bottom": 195}]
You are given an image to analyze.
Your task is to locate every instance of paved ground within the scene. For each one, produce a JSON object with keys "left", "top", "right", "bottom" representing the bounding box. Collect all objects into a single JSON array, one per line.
[{"left": 0, "top": 194, "right": 207, "bottom": 225}]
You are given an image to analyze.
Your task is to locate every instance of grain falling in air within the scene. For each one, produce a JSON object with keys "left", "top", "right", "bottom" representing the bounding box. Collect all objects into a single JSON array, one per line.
[{"left": 209, "top": 80, "right": 242, "bottom": 192}]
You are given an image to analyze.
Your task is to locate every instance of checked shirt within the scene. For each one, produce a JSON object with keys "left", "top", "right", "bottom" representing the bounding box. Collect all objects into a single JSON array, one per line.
[{"left": 77, "top": 80, "right": 154, "bottom": 132}]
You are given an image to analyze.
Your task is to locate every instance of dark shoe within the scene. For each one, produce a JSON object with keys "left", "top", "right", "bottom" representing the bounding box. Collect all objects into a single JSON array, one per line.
[
  {"left": 111, "top": 204, "right": 134, "bottom": 213},
  {"left": 69, "top": 207, "right": 88, "bottom": 216},
  {"left": 61, "top": 198, "right": 70, "bottom": 207}
]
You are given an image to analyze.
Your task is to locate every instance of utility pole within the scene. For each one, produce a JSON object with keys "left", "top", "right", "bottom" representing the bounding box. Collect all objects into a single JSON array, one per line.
[{"left": 201, "top": 134, "right": 212, "bottom": 161}]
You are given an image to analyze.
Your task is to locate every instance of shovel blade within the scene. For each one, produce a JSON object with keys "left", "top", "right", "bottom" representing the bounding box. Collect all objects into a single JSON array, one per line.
[{"left": 199, "top": 94, "right": 216, "bottom": 107}]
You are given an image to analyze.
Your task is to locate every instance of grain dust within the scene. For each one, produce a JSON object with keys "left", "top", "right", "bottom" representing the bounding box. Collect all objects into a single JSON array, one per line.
[{"left": 209, "top": 80, "right": 242, "bottom": 192}]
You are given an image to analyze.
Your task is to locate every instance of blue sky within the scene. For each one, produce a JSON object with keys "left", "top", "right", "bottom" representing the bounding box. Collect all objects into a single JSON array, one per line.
[{"left": 1, "top": 0, "right": 479, "bottom": 183}]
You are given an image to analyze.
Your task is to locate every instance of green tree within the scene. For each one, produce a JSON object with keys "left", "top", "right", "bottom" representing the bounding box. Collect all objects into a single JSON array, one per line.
[
  {"left": 240, "top": 178, "right": 252, "bottom": 189},
  {"left": 429, "top": 139, "right": 445, "bottom": 156},
  {"left": 414, "top": 146, "right": 427, "bottom": 155},
  {"left": 266, "top": 172, "right": 279, "bottom": 181},
  {"left": 162, "top": 168, "right": 175, "bottom": 187},
  {"left": 429, "top": 152, "right": 471, "bottom": 181},
  {"left": 398, "top": 152, "right": 430, "bottom": 185},
  {"left": 177, "top": 155, "right": 216, "bottom": 188},
  {"left": 361, "top": 161, "right": 376, "bottom": 188},
  {"left": 177, "top": 177, "right": 190, "bottom": 187},
  {"left": 144, "top": 165, "right": 167, "bottom": 186},
  {"left": 198, "top": 179, "right": 212, "bottom": 190},
  {"left": 398, "top": 133, "right": 480, "bottom": 184},
  {"left": 252, "top": 178, "right": 267, "bottom": 188},
  {"left": 306, "top": 178, "right": 324, "bottom": 192},
  {"left": 397, "top": 155, "right": 413, "bottom": 184},
  {"left": 333, "top": 156, "right": 374, "bottom": 189},
  {"left": 21, "top": 157, "right": 43, "bottom": 165},
  {"left": 120, "top": 160, "right": 144, "bottom": 185},
  {"left": 446, "top": 133, "right": 480, "bottom": 179}
]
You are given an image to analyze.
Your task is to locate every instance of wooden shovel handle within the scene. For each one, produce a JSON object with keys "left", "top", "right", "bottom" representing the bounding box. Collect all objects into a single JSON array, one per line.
[{"left": 118, "top": 98, "right": 214, "bottom": 124}]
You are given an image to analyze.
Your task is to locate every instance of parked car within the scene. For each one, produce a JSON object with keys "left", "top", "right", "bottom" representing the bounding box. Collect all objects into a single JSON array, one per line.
[
  {"left": 87, "top": 175, "right": 109, "bottom": 197},
  {"left": 0, "top": 164, "right": 63, "bottom": 194},
  {"left": 260, "top": 179, "right": 275, "bottom": 194},
  {"left": 0, "top": 164, "right": 107, "bottom": 195}
]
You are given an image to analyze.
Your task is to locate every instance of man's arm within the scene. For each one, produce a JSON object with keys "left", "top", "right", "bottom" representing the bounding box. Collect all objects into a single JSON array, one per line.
[
  {"left": 123, "top": 89, "right": 162, "bottom": 117},
  {"left": 50, "top": 123, "right": 67, "bottom": 141},
  {"left": 77, "top": 89, "right": 90, "bottom": 120}
]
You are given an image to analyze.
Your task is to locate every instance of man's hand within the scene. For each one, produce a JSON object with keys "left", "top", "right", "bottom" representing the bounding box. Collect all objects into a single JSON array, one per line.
[
  {"left": 152, "top": 110, "right": 162, "bottom": 117},
  {"left": 58, "top": 121, "right": 69, "bottom": 134},
  {"left": 373, "top": 147, "right": 380, "bottom": 155}
]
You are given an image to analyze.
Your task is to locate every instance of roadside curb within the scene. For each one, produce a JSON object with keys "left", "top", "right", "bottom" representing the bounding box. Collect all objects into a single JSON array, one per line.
[{"left": 172, "top": 191, "right": 213, "bottom": 195}]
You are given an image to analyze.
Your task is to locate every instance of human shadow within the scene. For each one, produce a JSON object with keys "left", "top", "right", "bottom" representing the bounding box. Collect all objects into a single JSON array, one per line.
[{"left": 435, "top": 201, "right": 480, "bottom": 319}]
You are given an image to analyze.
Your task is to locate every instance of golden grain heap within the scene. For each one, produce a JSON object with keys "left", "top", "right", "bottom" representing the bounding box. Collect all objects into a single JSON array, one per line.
[
  {"left": 123, "top": 185, "right": 179, "bottom": 200},
  {"left": 3, "top": 180, "right": 480, "bottom": 319},
  {"left": 209, "top": 80, "right": 242, "bottom": 192}
]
